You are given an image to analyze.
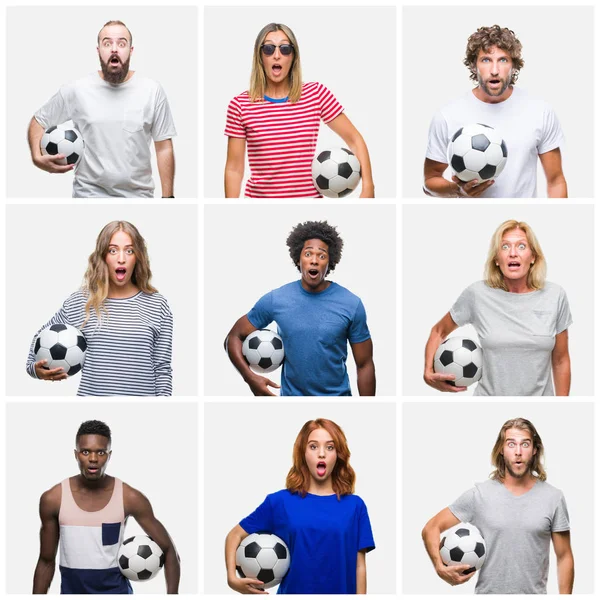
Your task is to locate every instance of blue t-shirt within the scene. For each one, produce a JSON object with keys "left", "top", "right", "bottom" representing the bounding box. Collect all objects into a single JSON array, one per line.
[
  {"left": 240, "top": 489, "right": 375, "bottom": 594},
  {"left": 247, "top": 281, "right": 371, "bottom": 396}
]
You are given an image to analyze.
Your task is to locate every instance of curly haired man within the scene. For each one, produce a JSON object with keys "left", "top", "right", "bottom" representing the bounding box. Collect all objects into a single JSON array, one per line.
[
  {"left": 424, "top": 25, "right": 567, "bottom": 199},
  {"left": 225, "top": 220, "right": 375, "bottom": 396}
]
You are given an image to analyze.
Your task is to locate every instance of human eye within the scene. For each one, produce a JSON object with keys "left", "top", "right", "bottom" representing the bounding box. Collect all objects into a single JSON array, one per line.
[
  {"left": 98, "top": 450, "right": 106, "bottom": 455},
  {"left": 522, "top": 442, "right": 530, "bottom": 448},
  {"left": 118, "top": 40, "right": 126, "bottom": 48},
  {"left": 507, "top": 442, "right": 515, "bottom": 448},
  {"left": 81, "top": 450, "right": 89, "bottom": 455},
  {"left": 501, "top": 243, "right": 509, "bottom": 250},
  {"left": 309, "top": 444, "right": 317, "bottom": 450},
  {"left": 518, "top": 243, "right": 526, "bottom": 250},
  {"left": 126, "top": 248, "right": 134, "bottom": 255},
  {"left": 327, "top": 445, "right": 335, "bottom": 451},
  {"left": 108, "top": 248, "right": 117, "bottom": 254}
]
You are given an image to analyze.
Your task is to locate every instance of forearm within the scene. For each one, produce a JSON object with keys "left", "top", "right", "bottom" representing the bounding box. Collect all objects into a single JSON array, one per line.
[
  {"left": 424, "top": 328, "right": 444, "bottom": 377},
  {"left": 33, "top": 558, "right": 55, "bottom": 594},
  {"left": 421, "top": 525, "right": 444, "bottom": 573},
  {"left": 156, "top": 143, "right": 175, "bottom": 197},
  {"left": 347, "top": 133, "right": 374, "bottom": 195},
  {"left": 423, "top": 176, "right": 460, "bottom": 198},
  {"left": 227, "top": 334, "right": 257, "bottom": 385},
  {"left": 225, "top": 528, "right": 243, "bottom": 582},
  {"left": 28, "top": 118, "right": 45, "bottom": 162},
  {"left": 552, "top": 358, "right": 571, "bottom": 396},
  {"left": 164, "top": 546, "right": 181, "bottom": 594},
  {"left": 547, "top": 177, "right": 568, "bottom": 198},
  {"left": 357, "top": 360, "right": 375, "bottom": 396},
  {"left": 224, "top": 166, "right": 243, "bottom": 198},
  {"left": 356, "top": 557, "right": 366, "bottom": 594},
  {"left": 557, "top": 552, "right": 574, "bottom": 593}
]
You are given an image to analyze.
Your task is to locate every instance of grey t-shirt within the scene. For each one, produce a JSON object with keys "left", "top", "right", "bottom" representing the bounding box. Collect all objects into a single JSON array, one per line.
[
  {"left": 450, "top": 281, "right": 572, "bottom": 396},
  {"left": 449, "top": 479, "right": 570, "bottom": 594}
]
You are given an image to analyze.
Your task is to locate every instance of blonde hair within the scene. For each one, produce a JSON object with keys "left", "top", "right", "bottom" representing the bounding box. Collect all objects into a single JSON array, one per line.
[
  {"left": 484, "top": 220, "right": 546, "bottom": 291},
  {"left": 249, "top": 23, "right": 302, "bottom": 103},
  {"left": 490, "top": 418, "right": 547, "bottom": 481},
  {"left": 81, "top": 221, "right": 157, "bottom": 326}
]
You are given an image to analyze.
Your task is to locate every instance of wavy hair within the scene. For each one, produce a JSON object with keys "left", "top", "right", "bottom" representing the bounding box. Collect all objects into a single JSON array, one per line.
[
  {"left": 464, "top": 25, "right": 524, "bottom": 85},
  {"left": 286, "top": 220, "right": 344, "bottom": 276},
  {"left": 484, "top": 220, "right": 546, "bottom": 291},
  {"left": 286, "top": 418, "right": 355, "bottom": 499},
  {"left": 490, "top": 418, "right": 547, "bottom": 481},
  {"left": 81, "top": 221, "right": 157, "bottom": 326},
  {"left": 249, "top": 23, "right": 302, "bottom": 103}
]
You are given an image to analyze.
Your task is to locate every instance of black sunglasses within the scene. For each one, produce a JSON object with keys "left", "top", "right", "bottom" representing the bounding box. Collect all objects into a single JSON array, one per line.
[{"left": 261, "top": 43, "right": 294, "bottom": 56}]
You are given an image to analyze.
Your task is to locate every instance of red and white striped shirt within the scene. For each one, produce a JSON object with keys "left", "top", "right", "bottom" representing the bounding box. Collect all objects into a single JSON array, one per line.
[{"left": 225, "top": 82, "right": 344, "bottom": 198}]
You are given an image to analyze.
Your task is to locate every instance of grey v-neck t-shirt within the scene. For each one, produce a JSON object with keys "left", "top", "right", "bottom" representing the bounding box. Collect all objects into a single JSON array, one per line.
[
  {"left": 450, "top": 281, "right": 572, "bottom": 396},
  {"left": 449, "top": 479, "right": 570, "bottom": 594}
]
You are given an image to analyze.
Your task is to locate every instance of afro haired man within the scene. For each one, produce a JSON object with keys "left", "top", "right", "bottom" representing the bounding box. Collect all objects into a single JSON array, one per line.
[
  {"left": 225, "top": 220, "right": 375, "bottom": 396},
  {"left": 423, "top": 25, "right": 567, "bottom": 199}
]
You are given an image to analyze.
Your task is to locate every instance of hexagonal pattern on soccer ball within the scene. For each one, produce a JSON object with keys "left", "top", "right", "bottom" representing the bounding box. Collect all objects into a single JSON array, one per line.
[
  {"left": 439, "top": 523, "right": 486, "bottom": 574},
  {"left": 118, "top": 535, "right": 165, "bottom": 582},
  {"left": 236, "top": 533, "right": 290, "bottom": 589},
  {"left": 433, "top": 336, "right": 483, "bottom": 387},
  {"left": 40, "top": 124, "right": 85, "bottom": 166},
  {"left": 447, "top": 123, "right": 507, "bottom": 183},
  {"left": 312, "top": 147, "right": 361, "bottom": 198},
  {"left": 242, "top": 329, "right": 285, "bottom": 373},
  {"left": 34, "top": 323, "right": 87, "bottom": 376}
]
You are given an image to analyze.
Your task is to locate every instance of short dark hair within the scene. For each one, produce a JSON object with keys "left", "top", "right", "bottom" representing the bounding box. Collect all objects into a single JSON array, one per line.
[
  {"left": 76, "top": 420, "right": 112, "bottom": 444},
  {"left": 98, "top": 20, "right": 133, "bottom": 46},
  {"left": 286, "top": 221, "right": 344, "bottom": 276}
]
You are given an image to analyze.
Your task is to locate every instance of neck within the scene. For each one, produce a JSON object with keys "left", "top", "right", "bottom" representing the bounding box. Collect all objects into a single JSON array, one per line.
[
  {"left": 472, "top": 84, "right": 513, "bottom": 104},
  {"left": 504, "top": 277, "right": 531, "bottom": 294},
  {"left": 300, "top": 279, "right": 330, "bottom": 293},
  {"left": 107, "top": 283, "right": 139, "bottom": 299},
  {"left": 74, "top": 473, "right": 112, "bottom": 490},
  {"left": 98, "top": 70, "right": 134, "bottom": 83},
  {"left": 502, "top": 471, "right": 536, "bottom": 493},
  {"left": 308, "top": 479, "right": 335, "bottom": 496},
  {"left": 265, "top": 80, "right": 290, "bottom": 99}
]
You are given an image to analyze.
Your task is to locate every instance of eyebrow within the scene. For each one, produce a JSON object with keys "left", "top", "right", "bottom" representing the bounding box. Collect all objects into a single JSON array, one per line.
[
  {"left": 308, "top": 439, "right": 334, "bottom": 444},
  {"left": 304, "top": 246, "right": 328, "bottom": 252},
  {"left": 101, "top": 37, "right": 128, "bottom": 42},
  {"left": 505, "top": 437, "right": 531, "bottom": 442},
  {"left": 108, "top": 244, "right": 134, "bottom": 247}
]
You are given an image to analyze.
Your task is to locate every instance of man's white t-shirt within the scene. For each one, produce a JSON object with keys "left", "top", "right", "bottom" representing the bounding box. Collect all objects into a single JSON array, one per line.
[
  {"left": 35, "top": 72, "right": 176, "bottom": 198},
  {"left": 426, "top": 87, "right": 563, "bottom": 198}
]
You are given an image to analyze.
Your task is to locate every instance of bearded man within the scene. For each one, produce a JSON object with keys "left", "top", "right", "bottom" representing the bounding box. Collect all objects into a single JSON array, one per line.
[
  {"left": 421, "top": 418, "right": 574, "bottom": 594},
  {"left": 27, "top": 20, "right": 176, "bottom": 198}
]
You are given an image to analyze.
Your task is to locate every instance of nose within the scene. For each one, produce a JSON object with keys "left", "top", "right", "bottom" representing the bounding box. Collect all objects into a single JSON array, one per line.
[
  {"left": 118, "top": 251, "right": 126, "bottom": 263},
  {"left": 273, "top": 46, "right": 281, "bottom": 60},
  {"left": 509, "top": 245, "right": 518, "bottom": 257},
  {"left": 318, "top": 449, "right": 325, "bottom": 458},
  {"left": 89, "top": 452, "right": 98, "bottom": 463}
]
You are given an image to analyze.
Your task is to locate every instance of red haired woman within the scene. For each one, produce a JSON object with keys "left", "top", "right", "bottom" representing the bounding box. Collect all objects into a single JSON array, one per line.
[{"left": 225, "top": 418, "right": 375, "bottom": 593}]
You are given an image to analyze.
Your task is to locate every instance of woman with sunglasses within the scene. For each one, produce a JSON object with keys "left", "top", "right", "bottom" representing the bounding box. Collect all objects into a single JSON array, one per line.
[{"left": 224, "top": 23, "right": 375, "bottom": 198}]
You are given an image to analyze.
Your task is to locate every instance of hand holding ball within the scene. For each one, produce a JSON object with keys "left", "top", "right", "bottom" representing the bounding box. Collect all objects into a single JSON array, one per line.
[{"left": 40, "top": 124, "right": 85, "bottom": 166}]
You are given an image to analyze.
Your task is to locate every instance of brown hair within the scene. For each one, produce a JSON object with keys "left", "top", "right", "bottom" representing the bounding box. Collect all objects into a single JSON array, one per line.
[
  {"left": 286, "top": 418, "right": 355, "bottom": 499},
  {"left": 464, "top": 25, "right": 524, "bottom": 84},
  {"left": 98, "top": 20, "right": 133, "bottom": 46},
  {"left": 484, "top": 220, "right": 546, "bottom": 292},
  {"left": 82, "top": 221, "right": 157, "bottom": 326},
  {"left": 249, "top": 23, "right": 302, "bottom": 103},
  {"left": 490, "top": 418, "right": 547, "bottom": 481}
]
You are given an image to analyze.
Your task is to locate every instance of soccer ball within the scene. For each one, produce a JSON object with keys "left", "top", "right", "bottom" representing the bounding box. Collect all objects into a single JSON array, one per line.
[
  {"left": 40, "top": 123, "right": 85, "bottom": 166},
  {"left": 447, "top": 123, "right": 507, "bottom": 183},
  {"left": 312, "top": 147, "right": 361, "bottom": 198},
  {"left": 439, "top": 523, "right": 486, "bottom": 574},
  {"left": 242, "top": 329, "right": 284, "bottom": 373},
  {"left": 34, "top": 323, "right": 87, "bottom": 376},
  {"left": 118, "top": 535, "right": 165, "bottom": 581},
  {"left": 236, "top": 533, "right": 290, "bottom": 589},
  {"left": 434, "top": 336, "right": 482, "bottom": 387}
]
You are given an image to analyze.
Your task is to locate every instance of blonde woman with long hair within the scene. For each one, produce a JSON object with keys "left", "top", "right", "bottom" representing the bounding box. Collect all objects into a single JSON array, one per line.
[
  {"left": 423, "top": 220, "right": 572, "bottom": 396},
  {"left": 224, "top": 22, "right": 375, "bottom": 198},
  {"left": 26, "top": 221, "right": 173, "bottom": 396},
  {"left": 225, "top": 418, "right": 375, "bottom": 594}
]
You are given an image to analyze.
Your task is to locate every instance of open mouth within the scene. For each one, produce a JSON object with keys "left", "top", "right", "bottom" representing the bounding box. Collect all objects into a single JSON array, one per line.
[
  {"left": 507, "top": 261, "right": 521, "bottom": 269},
  {"left": 308, "top": 269, "right": 319, "bottom": 278},
  {"left": 110, "top": 56, "right": 121, "bottom": 66},
  {"left": 116, "top": 267, "right": 127, "bottom": 281},
  {"left": 87, "top": 467, "right": 99, "bottom": 474},
  {"left": 316, "top": 461, "right": 327, "bottom": 477},
  {"left": 272, "top": 64, "right": 282, "bottom": 75}
]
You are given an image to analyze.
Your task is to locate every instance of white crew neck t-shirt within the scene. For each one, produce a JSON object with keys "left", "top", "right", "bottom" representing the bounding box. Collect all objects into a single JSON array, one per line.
[
  {"left": 35, "top": 72, "right": 176, "bottom": 198},
  {"left": 426, "top": 87, "right": 563, "bottom": 198}
]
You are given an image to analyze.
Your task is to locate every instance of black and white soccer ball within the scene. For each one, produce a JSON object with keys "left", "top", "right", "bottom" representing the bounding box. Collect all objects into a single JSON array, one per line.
[
  {"left": 40, "top": 123, "right": 85, "bottom": 166},
  {"left": 447, "top": 123, "right": 507, "bottom": 183},
  {"left": 242, "top": 329, "right": 284, "bottom": 374},
  {"left": 312, "top": 147, "right": 361, "bottom": 198},
  {"left": 236, "top": 533, "right": 290, "bottom": 589},
  {"left": 434, "top": 336, "right": 482, "bottom": 387},
  {"left": 118, "top": 535, "right": 165, "bottom": 582},
  {"left": 440, "top": 523, "right": 486, "bottom": 574},
  {"left": 34, "top": 323, "right": 87, "bottom": 376}
]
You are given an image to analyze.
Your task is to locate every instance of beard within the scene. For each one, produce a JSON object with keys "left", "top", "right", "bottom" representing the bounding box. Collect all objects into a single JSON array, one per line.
[
  {"left": 100, "top": 54, "right": 130, "bottom": 85},
  {"left": 505, "top": 455, "right": 535, "bottom": 479},
  {"left": 477, "top": 70, "right": 512, "bottom": 97}
]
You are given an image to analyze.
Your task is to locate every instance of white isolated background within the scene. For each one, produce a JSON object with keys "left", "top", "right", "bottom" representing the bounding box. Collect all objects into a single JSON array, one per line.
[
  {"left": 402, "top": 401, "right": 594, "bottom": 594},
  {"left": 6, "top": 5, "right": 198, "bottom": 198},
  {"left": 204, "top": 401, "right": 396, "bottom": 594},
  {"left": 204, "top": 5, "right": 397, "bottom": 198},
  {"left": 5, "top": 203, "right": 198, "bottom": 396},
  {"left": 204, "top": 203, "right": 396, "bottom": 396},
  {"left": 5, "top": 401, "right": 198, "bottom": 594},
  {"left": 402, "top": 5, "right": 594, "bottom": 198},
  {"left": 402, "top": 203, "right": 594, "bottom": 396}
]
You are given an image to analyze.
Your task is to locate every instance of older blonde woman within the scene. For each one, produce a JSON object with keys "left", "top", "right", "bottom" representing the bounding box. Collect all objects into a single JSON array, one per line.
[
  {"left": 423, "top": 219, "right": 571, "bottom": 396},
  {"left": 224, "top": 22, "right": 374, "bottom": 198}
]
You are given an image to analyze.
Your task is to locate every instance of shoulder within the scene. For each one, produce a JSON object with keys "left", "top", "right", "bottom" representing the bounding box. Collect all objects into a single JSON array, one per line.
[
  {"left": 329, "top": 281, "right": 360, "bottom": 300},
  {"left": 541, "top": 281, "right": 567, "bottom": 297},
  {"left": 123, "top": 481, "right": 152, "bottom": 513},
  {"left": 536, "top": 479, "right": 565, "bottom": 499},
  {"left": 265, "top": 489, "right": 293, "bottom": 504},
  {"left": 457, "top": 280, "right": 488, "bottom": 298},
  {"left": 341, "top": 493, "right": 368, "bottom": 508},
  {"left": 229, "top": 90, "right": 250, "bottom": 104},
  {"left": 435, "top": 92, "right": 474, "bottom": 118},
  {"left": 302, "top": 81, "right": 334, "bottom": 97},
  {"left": 40, "top": 482, "right": 62, "bottom": 514},
  {"left": 139, "top": 291, "right": 170, "bottom": 306},
  {"left": 65, "top": 290, "right": 88, "bottom": 306},
  {"left": 270, "top": 281, "right": 301, "bottom": 296}
]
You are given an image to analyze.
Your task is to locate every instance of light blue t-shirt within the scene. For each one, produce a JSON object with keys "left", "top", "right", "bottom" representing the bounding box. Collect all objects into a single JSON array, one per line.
[
  {"left": 240, "top": 489, "right": 375, "bottom": 594},
  {"left": 247, "top": 281, "right": 370, "bottom": 396}
]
